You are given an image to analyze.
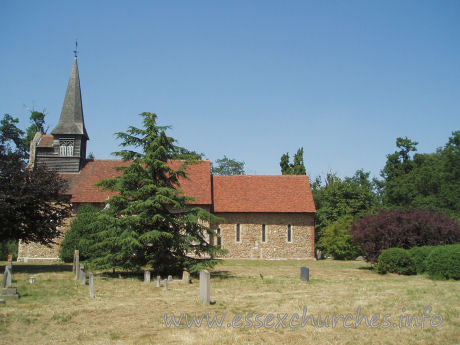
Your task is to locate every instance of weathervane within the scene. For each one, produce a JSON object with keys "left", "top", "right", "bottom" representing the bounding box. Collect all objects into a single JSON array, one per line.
[{"left": 73, "top": 40, "right": 78, "bottom": 57}]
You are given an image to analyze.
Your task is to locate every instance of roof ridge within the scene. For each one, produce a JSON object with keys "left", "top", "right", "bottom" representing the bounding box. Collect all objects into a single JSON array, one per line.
[{"left": 214, "top": 174, "right": 309, "bottom": 178}]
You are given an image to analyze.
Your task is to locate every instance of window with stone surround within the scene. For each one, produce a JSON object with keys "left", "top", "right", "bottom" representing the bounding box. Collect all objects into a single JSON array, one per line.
[
  {"left": 262, "top": 224, "right": 266, "bottom": 243},
  {"left": 217, "top": 228, "right": 221, "bottom": 246},
  {"left": 287, "top": 224, "right": 292, "bottom": 243},
  {"left": 236, "top": 224, "right": 241, "bottom": 242}
]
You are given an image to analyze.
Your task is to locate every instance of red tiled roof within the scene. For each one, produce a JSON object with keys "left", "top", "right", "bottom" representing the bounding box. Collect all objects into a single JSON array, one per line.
[
  {"left": 62, "top": 159, "right": 212, "bottom": 205},
  {"left": 37, "top": 134, "right": 54, "bottom": 147},
  {"left": 212, "top": 175, "right": 316, "bottom": 213}
]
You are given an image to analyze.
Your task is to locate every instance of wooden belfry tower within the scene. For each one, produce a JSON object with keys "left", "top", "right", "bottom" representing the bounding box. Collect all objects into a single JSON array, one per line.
[{"left": 32, "top": 51, "right": 89, "bottom": 173}]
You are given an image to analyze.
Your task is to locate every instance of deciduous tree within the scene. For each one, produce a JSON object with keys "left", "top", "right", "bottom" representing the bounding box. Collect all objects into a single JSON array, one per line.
[
  {"left": 0, "top": 113, "right": 71, "bottom": 244},
  {"left": 312, "top": 169, "right": 377, "bottom": 242},
  {"left": 280, "top": 148, "right": 306, "bottom": 175},
  {"left": 23, "top": 111, "right": 48, "bottom": 151},
  {"left": 212, "top": 155, "right": 245, "bottom": 175},
  {"left": 378, "top": 132, "right": 460, "bottom": 220}
]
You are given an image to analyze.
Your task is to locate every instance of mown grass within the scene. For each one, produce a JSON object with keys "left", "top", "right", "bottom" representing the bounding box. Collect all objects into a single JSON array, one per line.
[{"left": 0, "top": 259, "right": 458, "bottom": 345}]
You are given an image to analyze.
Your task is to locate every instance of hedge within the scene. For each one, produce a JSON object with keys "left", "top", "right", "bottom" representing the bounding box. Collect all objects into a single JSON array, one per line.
[
  {"left": 376, "top": 248, "right": 416, "bottom": 275},
  {"left": 425, "top": 244, "right": 460, "bottom": 280},
  {"left": 407, "top": 246, "right": 435, "bottom": 274}
]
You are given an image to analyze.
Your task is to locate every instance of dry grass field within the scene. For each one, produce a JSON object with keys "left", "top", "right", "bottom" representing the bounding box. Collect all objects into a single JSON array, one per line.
[{"left": 0, "top": 259, "right": 458, "bottom": 345}]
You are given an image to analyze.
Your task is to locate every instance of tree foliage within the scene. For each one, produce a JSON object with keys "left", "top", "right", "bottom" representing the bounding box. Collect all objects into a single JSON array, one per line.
[
  {"left": 312, "top": 170, "right": 377, "bottom": 242},
  {"left": 352, "top": 208, "right": 460, "bottom": 263},
  {"left": 378, "top": 132, "right": 460, "bottom": 220},
  {"left": 280, "top": 147, "right": 306, "bottom": 175},
  {"left": 60, "top": 204, "right": 100, "bottom": 262},
  {"left": 24, "top": 111, "right": 48, "bottom": 151},
  {"left": 0, "top": 113, "right": 71, "bottom": 244},
  {"left": 212, "top": 155, "right": 245, "bottom": 175},
  {"left": 317, "top": 215, "right": 361, "bottom": 260},
  {"left": 87, "top": 112, "right": 224, "bottom": 274}
]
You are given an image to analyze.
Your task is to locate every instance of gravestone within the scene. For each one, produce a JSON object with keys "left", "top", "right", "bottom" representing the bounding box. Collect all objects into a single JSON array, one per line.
[
  {"left": 89, "top": 273, "right": 94, "bottom": 298},
  {"left": 316, "top": 249, "right": 325, "bottom": 260},
  {"left": 199, "top": 270, "right": 210, "bottom": 304},
  {"left": 156, "top": 276, "right": 161, "bottom": 287},
  {"left": 300, "top": 267, "right": 310, "bottom": 281},
  {"left": 6, "top": 264, "right": 12, "bottom": 288},
  {"left": 79, "top": 265, "right": 86, "bottom": 285},
  {"left": 74, "top": 251, "right": 80, "bottom": 279},
  {"left": 29, "top": 277, "right": 35, "bottom": 284},
  {"left": 73, "top": 250, "right": 80, "bottom": 276},
  {"left": 144, "top": 271, "right": 151, "bottom": 282},
  {"left": 1, "top": 264, "right": 19, "bottom": 299},
  {"left": 163, "top": 279, "right": 168, "bottom": 290},
  {"left": 182, "top": 271, "right": 190, "bottom": 284},
  {"left": 168, "top": 275, "right": 173, "bottom": 282}
]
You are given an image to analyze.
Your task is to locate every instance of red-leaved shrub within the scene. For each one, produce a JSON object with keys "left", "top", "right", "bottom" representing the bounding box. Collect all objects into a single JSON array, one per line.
[{"left": 351, "top": 209, "right": 460, "bottom": 262}]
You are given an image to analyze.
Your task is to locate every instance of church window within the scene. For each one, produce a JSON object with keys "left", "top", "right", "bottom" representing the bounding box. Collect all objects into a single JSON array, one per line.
[
  {"left": 236, "top": 224, "right": 241, "bottom": 242},
  {"left": 217, "top": 228, "right": 221, "bottom": 246},
  {"left": 287, "top": 224, "right": 292, "bottom": 242},
  {"left": 261, "top": 224, "right": 266, "bottom": 243},
  {"left": 59, "top": 138, "right": 75, "bottom": 157}
]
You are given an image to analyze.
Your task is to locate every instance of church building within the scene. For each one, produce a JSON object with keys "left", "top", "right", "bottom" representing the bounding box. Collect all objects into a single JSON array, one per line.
[{"left": 18, "top": 56, "right": 316, "bottom": 262}]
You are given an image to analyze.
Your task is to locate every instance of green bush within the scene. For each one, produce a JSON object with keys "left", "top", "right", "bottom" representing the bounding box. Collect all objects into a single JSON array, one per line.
[
  {"left": 317, "top": 215, "right": 361, "bottom": 260},
  {"left": 59, "top": 204, "right": 99, "bottom": 262},
  {"left": 425, "top": 244, "right": 460, "bottom": 280},
  {"left": 408, "top": 246, "right": 435, "bottom": 274},
  {"left": 376, "top": 248, "right": 416, "bottom": 275},
  {"left": 0, "top": 240, "right": 18, "bottom": 260}
]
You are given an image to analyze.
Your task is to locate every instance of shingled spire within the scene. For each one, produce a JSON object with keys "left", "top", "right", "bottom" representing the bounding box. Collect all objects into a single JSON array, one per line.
[
  {"left": 51, "top": 57, "right": 89, "bottom": 139},
  {"left": 32, "top": 54, "right": 90, "bottom": 173}
]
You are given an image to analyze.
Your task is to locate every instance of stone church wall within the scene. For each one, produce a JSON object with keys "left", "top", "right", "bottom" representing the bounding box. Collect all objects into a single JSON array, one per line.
[
  {"left": 213, "top": 212, "right": 315, "bottom": 260},
  {"left": 17, "top": 214, "right": 75, "bottom": 262},
  {"left": 17, "top": 208, "right": 315, "bottom": 262}
]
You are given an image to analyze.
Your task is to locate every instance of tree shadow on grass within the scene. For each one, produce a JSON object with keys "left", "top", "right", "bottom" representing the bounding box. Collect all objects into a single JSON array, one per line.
[
  {"left": 358, "top": 266, "right": 374, "bottom": 271},
  {"left": 2, "top": 264, "right": 72, "bottom": 274},
  {"left": 211, "top": 270, "right": 234, "bottom": 280}
]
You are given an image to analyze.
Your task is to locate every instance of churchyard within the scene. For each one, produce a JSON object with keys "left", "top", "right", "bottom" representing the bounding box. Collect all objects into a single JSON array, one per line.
[{"left": 0, "top": 259, "right": 458, "bottom": 345}]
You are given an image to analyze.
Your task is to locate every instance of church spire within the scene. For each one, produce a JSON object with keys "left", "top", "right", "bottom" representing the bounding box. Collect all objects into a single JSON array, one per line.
[{"left": 51, "top": 55, "right": 89, "bottom": 139}]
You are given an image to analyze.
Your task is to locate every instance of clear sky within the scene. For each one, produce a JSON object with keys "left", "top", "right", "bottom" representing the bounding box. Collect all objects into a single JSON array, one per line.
[{"left": 1, "top": 0, "right": 459, "bottom": 180}]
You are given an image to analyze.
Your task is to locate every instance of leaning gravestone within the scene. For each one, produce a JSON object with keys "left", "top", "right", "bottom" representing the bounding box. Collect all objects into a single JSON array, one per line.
[
  {"left": 144, "top": 271, "right": 151, "bottom": 282},
  {"left": 199, "top": 270, "right": 210, "bottom": 304},
  {"left": 300, "top": 267, "right": 310, "bottom": 281},
  {"left": 1, "top": 264, "right": 19, "bottom": 299}
]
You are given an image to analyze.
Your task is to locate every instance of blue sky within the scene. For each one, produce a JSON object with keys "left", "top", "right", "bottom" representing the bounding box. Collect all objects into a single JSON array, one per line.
[{"left": 1, "top": 0, "right": 459, "bottom": 180}]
